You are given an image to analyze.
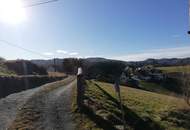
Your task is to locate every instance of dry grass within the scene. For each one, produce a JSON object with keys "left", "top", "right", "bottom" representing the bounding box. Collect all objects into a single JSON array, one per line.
[
  {"left": 0, "top": 63, "right": 16, "bottom": 76},
  {"left": 48, "top": 72, "right": 66, "bottom": 77},
  {"left": 73, "top": 80, "right": 190, "bottom": 130},
  {"left": 157, "top": 65, "right": 190, "bottom": 73}
]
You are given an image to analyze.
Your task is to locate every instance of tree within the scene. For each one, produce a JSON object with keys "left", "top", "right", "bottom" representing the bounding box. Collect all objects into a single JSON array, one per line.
[
  {"left": 0, "top": 57, "right": 5, "bottom": 62},
  {"left": 62, "top": 58, "right": 78, "bottom": 74},
  {"left": 85, "top": 60, "right": 126, "bottom": 83}
]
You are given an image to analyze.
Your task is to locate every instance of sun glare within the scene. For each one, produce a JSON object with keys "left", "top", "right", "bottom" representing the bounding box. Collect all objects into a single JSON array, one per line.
[{"left": 0, "top": 0, "right": 26, "bottom": 24}]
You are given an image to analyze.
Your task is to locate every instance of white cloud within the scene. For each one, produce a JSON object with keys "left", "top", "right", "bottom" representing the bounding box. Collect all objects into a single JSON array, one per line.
[
  {"left": 42, "top": 52, "right": 54, "bottom": 56},
  {"left": 69, "top": 52, "right": 79, "bottom": 56},
  {"left": 113, "top": 46, "right": 190, "bottom": 61},
  {"left": 56, "top": 50, "right": 68, "bottom": 54}
]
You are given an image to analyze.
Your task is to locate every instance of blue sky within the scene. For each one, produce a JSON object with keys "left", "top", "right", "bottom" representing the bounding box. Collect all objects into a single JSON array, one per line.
[{"left": 0, "top": 0, "right": 190, "bottom": 61}]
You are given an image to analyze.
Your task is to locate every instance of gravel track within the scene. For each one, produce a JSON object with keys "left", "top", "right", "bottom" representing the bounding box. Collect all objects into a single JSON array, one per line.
[
  {"left": 0, "top": 86, "right": 43, "bottom": 130},
  {"left": 0, "top": 77, "right": 76, "bottom": 130}
]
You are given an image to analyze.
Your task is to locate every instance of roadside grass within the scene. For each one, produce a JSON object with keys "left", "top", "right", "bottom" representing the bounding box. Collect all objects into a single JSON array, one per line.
[
  {"left": 72, "top": 81, "right": 103, "bottom": 130},
  {"left": 157, "top": 65, "right": 190, "bottom": 73},
  {"left": 8, "top": 76, "right": 75, "bottom": 130},
  {"left": 73, "top": 80, "right": 190, "bottom": 130},
  {"left": 0, "top": 63, "right": 16, "bottom": 76},
  {"left": 48, "top": 72, "right": 66, "bottom": 77}
]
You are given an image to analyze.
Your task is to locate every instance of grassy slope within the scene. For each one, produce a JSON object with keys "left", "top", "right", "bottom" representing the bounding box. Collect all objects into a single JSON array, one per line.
[
  {"left": 157, "top": 65, "right": 190, "bottom": 73},
  {"left": 139, "top": 81, "right": 173, "bottom": 95},
  {"left": 73, "top": 80, "right": 190, "bottom": 130},
  {"left": 0, "top": 63, "right": 16, "bottom": 76}
]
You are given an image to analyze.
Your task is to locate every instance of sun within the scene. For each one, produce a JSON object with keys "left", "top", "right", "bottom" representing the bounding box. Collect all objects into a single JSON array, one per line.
[{"left": 0, "top": 0, "right": 26, "bottom": 24}]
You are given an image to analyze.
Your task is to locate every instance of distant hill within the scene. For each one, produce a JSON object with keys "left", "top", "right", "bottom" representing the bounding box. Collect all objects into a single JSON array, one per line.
[
  {"left": 0, "top": 59, "right": 47, "bottom": 76},
  {"left": 31, "top": 58, "right": 127, "bottom": 82},
  {"left": 128, "top": 58, "right": 190, "bottom": 67},
  {"left": 31, "top": 57, "right": 190, "bottom": 78},
  {"left": 31, "top": 57, "right": 190, "bottom": 72},
  {"left": 31, "top": 59, "right": 64, "bottom": 72},
  {"left": 30, "top": 57, "right": 190, "bottom": 83},
  {"left": 31, "top": 58, "right": 108, "bottom": 67},
  {"left": 84, "top": 57, "right": 108, "bottom": 63}
]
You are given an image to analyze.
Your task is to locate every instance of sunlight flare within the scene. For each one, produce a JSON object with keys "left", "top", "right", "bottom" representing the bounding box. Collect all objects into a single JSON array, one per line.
[{"left": 0, "top": 0, "right": 26, "bottom": 24}]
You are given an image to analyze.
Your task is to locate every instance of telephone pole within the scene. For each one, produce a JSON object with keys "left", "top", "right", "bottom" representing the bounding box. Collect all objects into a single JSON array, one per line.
[{"left": 188, "top": 0, "right": 190, "bottom": 34}]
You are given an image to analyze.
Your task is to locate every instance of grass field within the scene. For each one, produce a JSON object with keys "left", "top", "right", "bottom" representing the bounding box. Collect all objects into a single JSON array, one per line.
[
  {"left": 73, "top": 80, "right": 190, "bottom": 130},
  {"left": 158, "top": 65, "right": 190, "bottom": 73},
  {"left": 139, "top": 81, "right": 174, "bottom": 95}
]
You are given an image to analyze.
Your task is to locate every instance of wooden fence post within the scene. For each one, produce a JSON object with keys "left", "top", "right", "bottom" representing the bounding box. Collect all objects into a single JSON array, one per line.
[
  {"left": 114, "top": 79, "right": 127, "bottom": 130},
  {"left": 77, "top": 67, "right": 85, "bottom": 109}
]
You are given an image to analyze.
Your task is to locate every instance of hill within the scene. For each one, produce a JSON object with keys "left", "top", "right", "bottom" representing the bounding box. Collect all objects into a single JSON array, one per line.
[
  {"left": 73, "top": 80, "right": 190, "bottom": 130},
  {"left": 31, "top": 59, "right": 65, "bottom": 72},
  {"left": 31, "top": 58, "right": 111, "bottom": 72},
  {"left": 31, "top": 57, "right": 190, "bottom": 72},
  {"left": 128, "top": 58, "right": 190, "bottom": 67},
  {"left": 0, "top": 59, "right": 47, "bottom": 76}
]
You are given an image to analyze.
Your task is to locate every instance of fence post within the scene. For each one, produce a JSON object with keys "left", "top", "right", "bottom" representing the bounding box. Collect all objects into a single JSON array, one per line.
[
  {"left": 77, "top": 67, "right": 85, "bottom": 110},
  {"left": 114, "top": 79, "right": 127, "bottom": 130}
]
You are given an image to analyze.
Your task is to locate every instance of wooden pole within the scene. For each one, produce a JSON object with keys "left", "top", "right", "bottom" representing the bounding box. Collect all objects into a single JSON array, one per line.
[
  {"left": 115, "top": 80, "right": 126, "bottom": 130},
  {"left": 77, "top": 67, "right": 84, "bottom": 110},
  {"left": 118, "top": 91, "right": 126, "bottom": 130}
]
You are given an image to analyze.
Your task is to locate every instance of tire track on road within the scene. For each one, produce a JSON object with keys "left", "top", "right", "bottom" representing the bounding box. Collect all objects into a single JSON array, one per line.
[{"left": 7, "top": 76, "right": 76, "bottom": 130}]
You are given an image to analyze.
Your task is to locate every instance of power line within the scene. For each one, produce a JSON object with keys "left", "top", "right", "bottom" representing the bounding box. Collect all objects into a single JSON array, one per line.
[
  {"left": 0, "top": 40, "right": 51, "bottom": 59},
  {"left": 0, "top": 40, "right": 59, "bottom": 72},
  {"left": 0, "top": 0, "right": 59, "bottom": 58},
  {"left": 23, "top": 0, "right": 59, "bottom": 8}
]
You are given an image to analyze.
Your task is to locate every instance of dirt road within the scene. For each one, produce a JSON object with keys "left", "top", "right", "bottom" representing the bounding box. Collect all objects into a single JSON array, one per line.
[{"left": 0, "top": 77, "right": 76, "bottom": 130}]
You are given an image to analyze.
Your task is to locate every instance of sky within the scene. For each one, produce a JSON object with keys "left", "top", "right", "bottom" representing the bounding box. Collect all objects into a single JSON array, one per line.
[{"left": 0, "top": 0, "right": 190, "bottom": 61}]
